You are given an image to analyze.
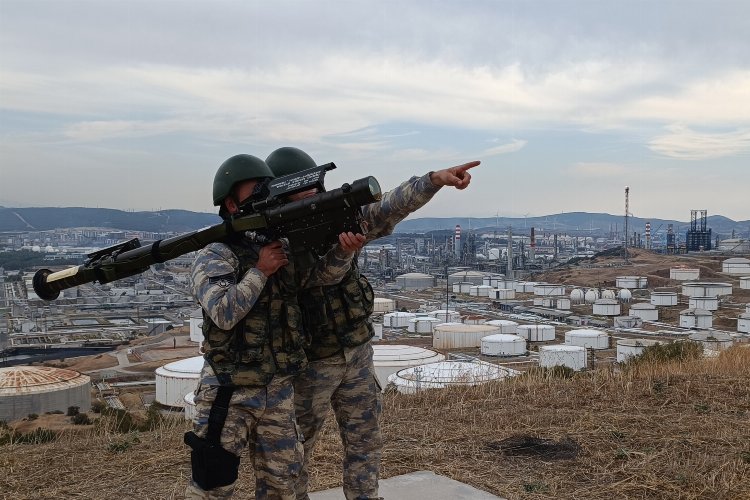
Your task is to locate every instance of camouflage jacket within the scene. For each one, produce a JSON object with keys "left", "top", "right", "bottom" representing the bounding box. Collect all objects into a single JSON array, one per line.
[{"left": 300, "top": 173, "right": 442, "bottom": 360}]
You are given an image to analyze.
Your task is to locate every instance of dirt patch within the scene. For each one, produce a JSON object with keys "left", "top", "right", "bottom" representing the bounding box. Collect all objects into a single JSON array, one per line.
[
  {"left": 66, "top": 353, "right": 119, "bottom": 373},
  {"left": 485, "top": 434, "right": 581, "bottom": 460}
]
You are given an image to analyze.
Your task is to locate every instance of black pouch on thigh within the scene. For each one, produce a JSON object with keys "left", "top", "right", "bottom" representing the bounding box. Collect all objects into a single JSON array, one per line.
[{"left": 183, "top": 385, "right": 239, "bottom": 490}]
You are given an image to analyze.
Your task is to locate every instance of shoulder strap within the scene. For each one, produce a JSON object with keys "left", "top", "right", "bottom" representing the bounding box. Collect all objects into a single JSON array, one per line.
[{"left": 205, "top": 385, "right": 235, "bottom": 446}]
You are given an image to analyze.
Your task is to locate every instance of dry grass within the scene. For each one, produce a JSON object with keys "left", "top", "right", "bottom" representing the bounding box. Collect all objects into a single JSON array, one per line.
[{"left": 2, "top": 348, "right": 750, "bottom": 499}]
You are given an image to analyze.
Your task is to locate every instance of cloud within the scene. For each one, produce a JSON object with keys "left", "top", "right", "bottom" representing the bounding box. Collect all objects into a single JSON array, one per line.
[
  {"left": 482, "top": 139, "right": 527, "bottom": 156},
  {"left": 649, "top": 125, "right": 750, "bottom": 160}
]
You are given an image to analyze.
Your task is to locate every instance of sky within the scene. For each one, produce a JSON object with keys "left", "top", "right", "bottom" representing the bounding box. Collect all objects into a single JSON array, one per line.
[{"left": 1, "top": 0, "right": 749, "bottom": 221}]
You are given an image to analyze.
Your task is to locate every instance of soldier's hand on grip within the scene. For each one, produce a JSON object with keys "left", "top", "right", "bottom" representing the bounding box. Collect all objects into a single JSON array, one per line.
[
  {"left": 256, "top": 240, "right": 289, "bottom": 276},
  {"left": 430, "top": 160, "right": 480, "bottom": 190},
  {"left": 338, "top": 232, "right": 366, "bottom": 253}
]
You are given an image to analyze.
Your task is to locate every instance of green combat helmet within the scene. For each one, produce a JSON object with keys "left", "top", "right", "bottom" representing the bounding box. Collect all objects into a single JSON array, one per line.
[
  {"left": 212, "top": 154, "right": 275, "bottom": 206},
  {"left": 265, "top": 147, "right": 317, "bottom": 177}
]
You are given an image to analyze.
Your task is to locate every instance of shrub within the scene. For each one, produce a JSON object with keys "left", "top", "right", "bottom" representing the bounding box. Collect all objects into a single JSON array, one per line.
[
  {"left": 627, "top": 341, "right": 703, "bottom": 366},
  {"left": 0, "top": 427, "right": 58, "bottom": 446},
  {"left": 27, "top": 413, "right": 39, "bottom": 421},
  {"left": 67, "top": 406, "right": 80, "bottom": 417},
  {"left": 71, "top": 413, "right": 92, "bottom": 425},
  {"left": 91, "top": 400, "right": 106, "bottom": 414}
]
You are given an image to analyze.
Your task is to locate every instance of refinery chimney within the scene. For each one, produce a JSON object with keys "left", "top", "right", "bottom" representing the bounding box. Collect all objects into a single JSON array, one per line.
[{"left": 454, "top": 225, "right": 462, "bottom": 258}]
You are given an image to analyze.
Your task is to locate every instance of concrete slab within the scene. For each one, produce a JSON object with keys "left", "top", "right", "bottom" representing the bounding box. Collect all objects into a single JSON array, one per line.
[{"left": 308, "top": 470, "right": 504, "bottom": 500}]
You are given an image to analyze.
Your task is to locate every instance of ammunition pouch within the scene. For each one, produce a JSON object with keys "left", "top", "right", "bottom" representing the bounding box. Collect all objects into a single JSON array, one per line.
[
  {"left": 184, "top": 431, "right": 240, "bottom": 490},
  {"left": 183, "top": 385, "right": 239, "bottom": 491}
]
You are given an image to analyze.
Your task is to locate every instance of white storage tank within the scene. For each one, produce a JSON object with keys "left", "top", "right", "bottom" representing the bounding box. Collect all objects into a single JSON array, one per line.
[
  {"left": 373, "top": 345, "right": 446, "bottom": 389},
  {"left": 688, "top": 331, "right": 734, "bottom": 350},
  {"left": 516, "top": 324, "right": 556, "bottom": 342},
  {"left": 469, "top": 285, "right": 493, "bottom": 297},
  {"left": 630, "top": 302, "right": 659, "bottom": 321},
  {"left": 570, "top": 288, "right": 585, "bottom": 303},
  {"left": 484, "top": 319, "right": 519, "bottom": 334},
  {"left": 618, "top": 289, "right": 632, "bottom": 302},
  {"left": 387, "top": 360, "right": 520, "bottom": 393},
  {"left": 533, "top": 297, "right": 545, "bottom": 306},
  {"left": 373, "top": 322, "right": 383, "bottom": 340},
  {"left": 492, "top": 288, "right": 516, "bottom": 300},
  {"left": 738, "top": 313, "right": 750, "bottom": 334},
  {"left": 539, "top": 345, "right": 586, "bottom": 371},
  {"left": 679, "top": 308, "right": 713, "bottom": 329},
  {"left": 407, "top": 318, "right": 441, "bottom": 333},
  {"left": 0, "top": 367, "right": 91, "bottom": 422},
  {"left": 395, "top": 272, "right": 435, "bottom": 290},
  {"left": 384, "top": 311, "right": 417, "bottom": 328},
  {"left": 556, "top": 297, "right": 571, "bottom": 310},
  {"left": 481, "top": 334, "right": 527, "bottom": 356},
  {"left": 534, "top": 284, "right": 566, "bottom": 296},
  {"left": 616, "top": 276, "right": 648, "bottom": 289},
  {"left": 183, "top": 391, "right": 197, "bottom": 421},
  {"left": 452, "top": 282, "right": 474, "bottom": 294},
  {"left": 740, "top": 277, "right": 750, "bottom": 290},
  {"left": 601, "top": 289, "right": 617, "bottom": 300},
  {"left": 613, "top": 315, "right": 643, "bottom": 329},
  {"left": 651, "top": 292, "right": 678, "bottom": 306},
  {"left": 448, "top": 271, "right": 485, "bottom": 286},
  {"left": 681, "top": 282, "right": 733, "bottom": 298},
  {"left": 155, "top": 356, "right": 203, "bottom": 408},
  {"left": 565, "top": 329, "right": 609, "bottom": 349},
  {"left": 616, "top": 339, "right": 662, "bottom": 363},
  {"left": 502, "top": 279, "right": 518, "bottom": 291},
  {"left": 593, "top": 299, "right": 621, "bottom": 316},
  {"left": 515, "top": 281, "right": 536, "bottom": 293},
  {"left": 189, "top": 307, "right": 205, "bottom": 343},
  {"left": 584, "top": 289, "right": 600, "bottom": 304},
  {"left": 373, "top": 297, "right": 396, "bottom": 313},
  {"left": 482, "top": 275, "right": 505, "bottom": 287},
  {"left": 429, "top": 309, "right": 461, "bottom": 323},
  {"left": 432, "top": 323, "right": 501, "bottom": 349},
  {"left": 670, "top": 267, "right": 700, "bottom": 281},
  {"left": 689, "top": 296, "right": 719, "bottom": 311},
  {"left": 722, "top": 257, "right": 750, "bottom": 276}
]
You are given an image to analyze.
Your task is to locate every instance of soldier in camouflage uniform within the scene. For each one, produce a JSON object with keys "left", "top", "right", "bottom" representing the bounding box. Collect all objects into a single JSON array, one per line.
[
  {"left": 266, "top": 147, "right": 479, "bottom": 500},
  {"left": 186, "top": 154, "right": 365, "bottom": 500}
]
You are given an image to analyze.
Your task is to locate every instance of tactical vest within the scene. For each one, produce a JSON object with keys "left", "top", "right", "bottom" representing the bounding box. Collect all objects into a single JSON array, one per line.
[
  {"left": 298, "top": 260, "right": 375, "bottom": 361},
  {"left": 200, "top": 240, "right": 307, "bottom": 386}
]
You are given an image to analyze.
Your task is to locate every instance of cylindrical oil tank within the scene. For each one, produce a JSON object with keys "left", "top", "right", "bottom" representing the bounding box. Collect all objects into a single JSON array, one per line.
[
  {"left": 570, "top": 288, "right": 585, "bottom": 303},
  {"left": 189, "top": 307, "right": 204, "bottom": 343},
  {"left": 517, "top": 324, "right": 555, "bottom": 342},
  {"left": 738, "top": 313, "right": 750, "bottom": 333},
  {"left": 565, "top": 329, "right": 609, "bottom": 349},
  {"left": 372, "top": 345, "right": 445, "bottom": 389},
  {"left": 386, "top": 360, "right": 519, "bottom": 394},
  {"left": 534, "top": 284, "right": 566, "bottom": 296},
  {"left": 613, "top": 315, "right": 643, "bottom": 328},
  {"left": 670, "top": 267, "right": 700, "bottom": 280},
  {"left": 395, "top": 272, "right": 435, "bottom": 290},
  {"left": 618, "top": 289, "right": 633, "bottom": 302},
  {"left": 492, "top": 288, "right": 516, "bottom": 300},
  {"left": 183, "top": 391, "right": 197, "bottom": 421},
  {"left": 601, "top": 289, "right": 617, "bottom": 300},
  {"left": 688, "top": 331, "right": 733, "bottom": 350},
  {"left": 593, "top": 299, "right": 621, "bottom": 316},
  {"left": 456, "top": 282, "right": 474, "bottom": 294},
  {"left": 432, "top": 323, "right": 501, "bottom": 349},
  {"left": 533, "top": 297, "right": 544, "bottom": 306},
  {"left": 584, "top": 289, "right": 600, "bottom": 304},
  {"left": 739, "top": 277, "right": 750, "bottom": 290},
  {"left": 515, "top": 281, "right": 536, "bottom": 293},
  {"left": 722, "top": 257, "right": 750, "bottom": 276},
  {"left": 629, "top": 302, "right": 659, "bottom": 321},
  {"left": 689, "top": 296, "right": 718, "bottom": 311},
  {"left": 616, "top": 276, "right": 648, "bottom": 289},
  {"left": 448, "top": 271, "right": 485, "bottom": 286},
  {"left": 679, "top": 309, "right": 713, "bottom": 329},
  {"left": 429, "top": 309, "right": 461, "bottom": 323},
  {"left": 373, "top": 322, "right": 383, "bottom": 340},
  {"left": 541, "top": 297, "right": 556, "bottom": 308},
  {"left": 681, "top": 282, "right": 733, "bottom": 297},
  {"left": 373, "top": 297, "right": 396, "bottom": 313},
  {"left": 502, "top": 279, "right": 518, "bottom": 291},
  {"left": 484, "top": 319, "right": 519, "bottom": 334},
  {"left": 0, "top": 367, "right": 91, "bottom": 422},
  {"left": 155, "top": 356, "right": 203, "bottom": 408},
  {"left": 469, "top": 285, "right": 493, "bottom": 297},
  {"left": 481, "top": 334, "right": 527, "bottom": 356},
  {"left": 539, "top": 345, "right": 586, "bottom": 371},
  {"left": 616, "top": 339, "right": 662, "bottom": 363},
  {"left": 384, "top": 312, "right": 417, "bottom": 328},
  {"left": 651, "top": 292, "right": 678, "bottom": 306},
  {"left": 556, "top": 297, "right": 571, "bottom": 310}
]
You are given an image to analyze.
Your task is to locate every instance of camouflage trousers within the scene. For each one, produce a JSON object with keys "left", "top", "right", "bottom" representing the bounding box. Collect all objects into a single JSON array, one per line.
[
  {"left": 293, "top": 342, "right": 383, "bottom": 500},
  {"left": 185, "top": 365, "right": 303, "bottom": 500}
]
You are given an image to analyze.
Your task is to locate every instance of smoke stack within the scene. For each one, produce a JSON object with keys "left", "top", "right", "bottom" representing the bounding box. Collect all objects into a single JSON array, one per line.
[{"left": 454, "top": 225, "right": 461, "bottom": 258}]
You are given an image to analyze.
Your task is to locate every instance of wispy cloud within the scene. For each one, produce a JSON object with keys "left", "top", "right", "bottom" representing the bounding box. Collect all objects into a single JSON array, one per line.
[
  {"left": 649, "top": 125, "right": 750, "bottom": 160},
  {"left": 482, "top": 139, "right": 527, "bottom": 156}
]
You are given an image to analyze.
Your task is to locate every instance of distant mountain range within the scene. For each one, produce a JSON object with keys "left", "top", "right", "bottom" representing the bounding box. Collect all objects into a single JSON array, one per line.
[{"left": 1, "top": 207, "right": 748, "bottom": 238}]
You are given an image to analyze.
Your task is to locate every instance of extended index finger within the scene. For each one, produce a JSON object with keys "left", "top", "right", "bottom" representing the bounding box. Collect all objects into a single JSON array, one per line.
[{"left": 453, "top": 160, "right": 481, "bottom": 173}]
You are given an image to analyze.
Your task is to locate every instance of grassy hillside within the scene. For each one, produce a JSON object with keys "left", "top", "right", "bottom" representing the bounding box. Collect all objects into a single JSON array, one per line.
[{"left": 2, "top": 347, "right": 749, "bottom": 499}]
